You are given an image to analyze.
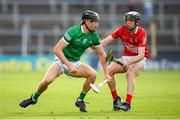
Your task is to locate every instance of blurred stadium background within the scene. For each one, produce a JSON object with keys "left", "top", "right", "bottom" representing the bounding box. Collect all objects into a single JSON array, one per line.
[
  {"left": 1, "top": 0, "right": 180, "bottom": 71},
  {"left": 0, "top": 1, "right": 180, "bottom": 119}
]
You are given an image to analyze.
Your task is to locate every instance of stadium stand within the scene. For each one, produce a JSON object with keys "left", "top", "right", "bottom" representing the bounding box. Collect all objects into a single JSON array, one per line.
[{"left": 0, "top": 0, "right": 180, "bottom": 59}]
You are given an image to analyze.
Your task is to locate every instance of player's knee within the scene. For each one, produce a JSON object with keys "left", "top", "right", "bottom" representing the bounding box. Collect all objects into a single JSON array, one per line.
[
  {"left": 91, "top": 72, "right": 97, "bottom": 80},
  {"left": 109, "top": 69, "right": 116, "bottom": 77},
  {"left": 108, "top": 71, "right": 114, "bottom": 77},
  {"left": 89, "top": 71, "right": 97, "bottom": 82}
]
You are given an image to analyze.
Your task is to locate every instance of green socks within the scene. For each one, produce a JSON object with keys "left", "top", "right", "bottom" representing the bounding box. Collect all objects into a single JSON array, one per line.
[
  {"left": 78, "top": 91, "right": 87, "bottom": 101},
  {"left": 31, "top": 91, "right": 86, "bottom": 102},
  {"left": 32, "top": 92, "right": 41, "bottom": 101}
]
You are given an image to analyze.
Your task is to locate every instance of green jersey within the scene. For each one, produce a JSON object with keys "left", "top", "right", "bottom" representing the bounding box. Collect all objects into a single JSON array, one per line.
[{"left": 62, "top": 24, "right": 101, "bottom": 62}]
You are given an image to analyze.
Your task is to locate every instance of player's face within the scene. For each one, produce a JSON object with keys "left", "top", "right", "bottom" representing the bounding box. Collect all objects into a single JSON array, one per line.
[
  {"left": 86, "top": 20, "right": 99, "bottom": 31},
  {"left": 125, "top": 20, "right": 136, "bottom": 31}
]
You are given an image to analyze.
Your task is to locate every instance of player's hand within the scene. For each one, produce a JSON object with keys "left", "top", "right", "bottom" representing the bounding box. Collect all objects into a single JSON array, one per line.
[
  {"left": 104, "top": 73, "right": 112, "bottom": 82},
  {"left": 122, "top": 60, "right": 129, "bottom": 71},
  {"left": 68, "top": 64, "right": 78, "bottom": 75}
]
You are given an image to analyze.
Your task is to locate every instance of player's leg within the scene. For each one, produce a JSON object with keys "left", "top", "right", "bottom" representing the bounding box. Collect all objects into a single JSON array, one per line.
[
  {"left": 120, "top": 62, "right": 144, "bottom": 111},
  {"left": 36, "top": 63, "right": 63, "bottom": 94},
  {"left": 71, "top": 63, "right": 97, "bottom": 112},
  {"left": 107, "top": 61, "right": 126, "bottom": 110},
  {"left": 19, "top": 63, "right": 63, "bottom": 108}
]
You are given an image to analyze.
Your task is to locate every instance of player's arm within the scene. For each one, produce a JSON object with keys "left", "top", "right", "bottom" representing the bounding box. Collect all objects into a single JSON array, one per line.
[
  {"left": 101, "top": 35, "right": 114, "bottom": 47},
  {"left": 54, "top": 38, "right": 71, "bottom": 66},
  {"left": 127, "top": 47, "right": 145, "bottom": 65},
  {"left": 102, "top": 27, "right": 122, "bottom": 47},
  {"left": 93, "top": 45, "right": 111, "bottom": 80},
  {"left": 127, "top": 31, "right": 147, "bottom": 65},
  {"left": 54, "top": 38, "right": 77, "bottom": 73}
]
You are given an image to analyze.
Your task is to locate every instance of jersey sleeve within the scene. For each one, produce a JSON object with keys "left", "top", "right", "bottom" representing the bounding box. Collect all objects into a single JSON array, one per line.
[
  {"left": 92, "top": 33, "right": 101, "bottom": 47},
  {"left": 138, "top": 31, "right": 147, "bottom": 47},
  {"left": 63, "top": 27, "right": 76, "bottom": 44},
  {"left": 111, "top": 26, "right": 123, "bottom": 39}
]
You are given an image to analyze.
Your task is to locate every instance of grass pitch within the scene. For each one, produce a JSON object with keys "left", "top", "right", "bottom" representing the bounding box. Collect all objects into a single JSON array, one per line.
[{"left": 0, "top": 71, "right": 180, "bottom": 119}]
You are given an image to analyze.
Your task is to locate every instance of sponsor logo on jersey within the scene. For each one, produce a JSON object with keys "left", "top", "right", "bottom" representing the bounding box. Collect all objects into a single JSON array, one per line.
[{"left": 124, "top": 42, "right": 138, "bottom": 53}]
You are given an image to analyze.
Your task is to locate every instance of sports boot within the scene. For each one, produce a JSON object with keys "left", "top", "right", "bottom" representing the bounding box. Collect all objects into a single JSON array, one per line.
[
  {"left": 119, "top": 102, "right": 131, "bottom": 111},
  {"left": 113, "top": 96, "right": 121, "bottom": 110},
  {"left": 75, "top": 99, "right": 87, "bottom": 112},
  {"left": 19, "top": 95, "right": 37, "bottom": 108}
]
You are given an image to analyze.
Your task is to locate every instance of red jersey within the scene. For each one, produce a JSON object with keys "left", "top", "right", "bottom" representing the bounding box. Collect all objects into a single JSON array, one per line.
[{"left": 111, "top": 25, "right": 149, "bottom": 59}]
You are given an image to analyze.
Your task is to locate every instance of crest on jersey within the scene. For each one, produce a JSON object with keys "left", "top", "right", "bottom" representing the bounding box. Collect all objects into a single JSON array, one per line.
[
  {"left": 83, "top": 39, "right": 87, "bottom": 44},
  {"left": 130, "top": 38, "right": 133, "bottom": 43},
  {"left": 130, "top": 38, "right": 138, "bottom": 44}
]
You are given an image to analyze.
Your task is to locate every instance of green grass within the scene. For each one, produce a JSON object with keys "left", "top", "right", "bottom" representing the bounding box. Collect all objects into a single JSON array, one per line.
[{"left": 0, "top": 71, "right": 180, "bottom": 119}]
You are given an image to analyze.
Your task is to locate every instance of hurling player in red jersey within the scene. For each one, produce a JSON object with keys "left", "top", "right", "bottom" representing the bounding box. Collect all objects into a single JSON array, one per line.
[{"left": 102, "top": 11, "right": 149, "bottom": 111}]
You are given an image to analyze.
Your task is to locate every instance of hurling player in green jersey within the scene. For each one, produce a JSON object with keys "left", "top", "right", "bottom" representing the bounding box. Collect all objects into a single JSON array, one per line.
[{"left": 19, "top": 10, "right": 111, "bottom": 112}]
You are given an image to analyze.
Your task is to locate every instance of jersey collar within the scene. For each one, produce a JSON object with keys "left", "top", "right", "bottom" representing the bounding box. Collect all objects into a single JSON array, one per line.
[
  {"left": 81, "top": 25, "right": 84, "bottom": 33},
  {"left": 134, "top": 26, "right": 138, "bottom": 34}
]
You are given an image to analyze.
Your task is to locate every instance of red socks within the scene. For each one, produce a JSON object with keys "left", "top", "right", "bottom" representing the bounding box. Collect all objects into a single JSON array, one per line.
[
  {"left": 126, "top": 94, "right": 133, "bottom": 104},
  {"left": 111, "top": 90, "right": 118, "bottom": 100},
  {"left": 111, "top": 90, "right": 133, "bottom": 104}
]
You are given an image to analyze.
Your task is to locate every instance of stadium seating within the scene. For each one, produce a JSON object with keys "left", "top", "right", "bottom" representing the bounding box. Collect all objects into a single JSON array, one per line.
[{"left": 0, "top": 0, "right": 180, "bottom": 58}]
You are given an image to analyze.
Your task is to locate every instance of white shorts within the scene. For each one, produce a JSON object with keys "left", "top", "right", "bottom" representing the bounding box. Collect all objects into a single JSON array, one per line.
[
  {"left": 54, "top": 55, "right": 81, "bottom": 76},
  {"left": 119, "top": 56, "right": 149, "bottom": 69}
]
